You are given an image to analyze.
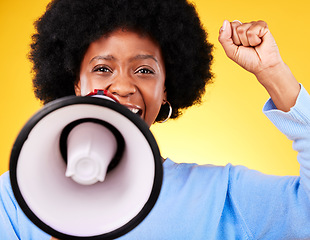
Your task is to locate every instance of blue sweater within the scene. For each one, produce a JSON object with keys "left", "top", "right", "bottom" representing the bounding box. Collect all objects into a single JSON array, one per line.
[{"left": 1, "top": 85, "right": 310, "bottom": 240}]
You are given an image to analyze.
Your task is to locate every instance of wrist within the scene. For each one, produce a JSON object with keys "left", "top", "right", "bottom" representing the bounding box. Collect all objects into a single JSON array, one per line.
[
  {"left": 255, "top": 62, "right": 300, "bottom": 112},
  {"left": 254, "top": 61, "right": 287, "bottom": 87}
]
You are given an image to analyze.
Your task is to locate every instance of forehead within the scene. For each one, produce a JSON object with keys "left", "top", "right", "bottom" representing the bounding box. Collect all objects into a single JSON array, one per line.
[{"left": 84, "top": 29, "right": 163, "bottom": 61}]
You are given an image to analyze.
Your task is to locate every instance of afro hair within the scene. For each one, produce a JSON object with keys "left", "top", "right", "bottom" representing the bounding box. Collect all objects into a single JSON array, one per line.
[{"left": 30, "top": 0, "right": 213, "bottom": 122}]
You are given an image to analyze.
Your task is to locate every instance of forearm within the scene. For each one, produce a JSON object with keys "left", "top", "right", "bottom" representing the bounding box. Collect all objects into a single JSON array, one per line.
[{"left": 255, "top": 61, "right": 300, "bottom": 112}]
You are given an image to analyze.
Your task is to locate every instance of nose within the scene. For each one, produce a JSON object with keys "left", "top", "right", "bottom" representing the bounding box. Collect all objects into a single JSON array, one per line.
[{"left": 107, "top": 76, "right": 136, "bottom": 98}]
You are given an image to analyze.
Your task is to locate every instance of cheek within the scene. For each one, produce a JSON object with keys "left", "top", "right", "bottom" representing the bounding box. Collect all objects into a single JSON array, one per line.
[
  {"left": 144, "top": 82, "right": 166, "bottom": 125},
  {"left": 78, "top": 73, "right": 98, "bottom": 96}
]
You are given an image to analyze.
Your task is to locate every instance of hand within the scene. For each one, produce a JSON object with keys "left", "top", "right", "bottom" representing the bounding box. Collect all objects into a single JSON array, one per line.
[
  {"left": 218, "top": 20, "right": 282, "bottom": 78},
  {"left": 218, "top": 20, "right": 300, "bottom": 112},
  {"left": 50, "top": 237, "right": 60, "bottom": 240}
]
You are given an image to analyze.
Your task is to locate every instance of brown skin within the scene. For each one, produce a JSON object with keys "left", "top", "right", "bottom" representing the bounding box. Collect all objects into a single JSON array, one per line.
[
  {"left": 51, "top": 20, "right": 300, "bottom": 239},
  {"left": 218, "top": 20, "right": 300, "bottom": 111},
  {"left": 75, "top": 28, "right": 167, "bottom": 127}
]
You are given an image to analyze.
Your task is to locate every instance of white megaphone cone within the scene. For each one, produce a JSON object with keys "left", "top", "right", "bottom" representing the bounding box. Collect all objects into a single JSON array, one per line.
[{"left": 9, "top": 90, "right": 163, "bottom": 240}]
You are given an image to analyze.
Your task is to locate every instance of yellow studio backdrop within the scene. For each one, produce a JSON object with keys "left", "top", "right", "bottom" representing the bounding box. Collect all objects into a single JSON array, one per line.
[{"left": 0, "top": 0, "right": 309, "bottom": 176}]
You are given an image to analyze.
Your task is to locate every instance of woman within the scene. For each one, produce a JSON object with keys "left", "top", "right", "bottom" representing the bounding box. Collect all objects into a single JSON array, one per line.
[{"left": 1, "top": 0, "right": 310, "bottom": 239}]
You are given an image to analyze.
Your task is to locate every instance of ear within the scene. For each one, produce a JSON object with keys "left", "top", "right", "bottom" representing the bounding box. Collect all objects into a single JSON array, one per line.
[
  {"left": 162, "top": 88, "right": 167, "bottom": 104},
  {"left": 74, "top": 80, "right": 81, "bottom": 96}
]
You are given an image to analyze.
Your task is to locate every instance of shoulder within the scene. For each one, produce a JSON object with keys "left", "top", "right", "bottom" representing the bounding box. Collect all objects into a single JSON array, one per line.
[
  {"left": 0, "top": 171, "right": 20, "bottom": 222},
  {"left": 0, "top": 171, "right": 13, "bottom": 198},
  {"left": 0, "top": 171, "right": 52, "bottom": 239},
  {"left": 164, "top": 158, "right": 249, "bottom": 177},
  {"left": 0, "top": 171, "right": 10, "bottom": 183},
  {"left": 163, "top": 159, "right": 236, "bottom": 192},
  {"left": 164, "top": 158, "right": 232, "bottom": 176}
]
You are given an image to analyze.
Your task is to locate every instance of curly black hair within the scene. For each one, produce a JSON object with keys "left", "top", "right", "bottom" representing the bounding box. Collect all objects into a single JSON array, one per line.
[{"left": 30, "top": 0, "right": 213, "bottom": 122}]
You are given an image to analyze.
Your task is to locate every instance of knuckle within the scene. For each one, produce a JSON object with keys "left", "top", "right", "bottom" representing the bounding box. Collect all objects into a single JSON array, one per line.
[
  {"left": 247, "top": 30, "right": 255, "bottom": 37},
  {"left": 231, "top": 21, "right": 241, "bottom": 27},
  {"left": 236, "top": 27, "right": 244, "bottom": 34}
]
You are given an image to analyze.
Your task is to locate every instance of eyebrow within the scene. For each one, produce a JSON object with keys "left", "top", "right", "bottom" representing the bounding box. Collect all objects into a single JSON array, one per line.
[
  {"left": 89, "top": 55, "right": 115, "bottom": 64},
  {"left": 129, "top": 54, "right": 158, "bottom": 63},
  {"left": 89, "top": 54, "right": 158, "bottom": 64}
]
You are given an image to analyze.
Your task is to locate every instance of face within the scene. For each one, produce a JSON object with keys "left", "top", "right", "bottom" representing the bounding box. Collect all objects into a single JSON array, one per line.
[{"left": 76, "top": 29, "right": 166, "bottom": 127}]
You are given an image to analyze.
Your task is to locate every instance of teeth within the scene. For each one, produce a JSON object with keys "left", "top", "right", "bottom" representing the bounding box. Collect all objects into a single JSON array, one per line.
[{"left": 129, "top": 108, "right": 139, "bottom": 114}]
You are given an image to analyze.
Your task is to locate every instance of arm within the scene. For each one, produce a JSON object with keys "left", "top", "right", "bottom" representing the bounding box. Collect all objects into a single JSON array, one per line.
[
  {"left": 219, "top": 20, "right": 310, "bottom": 239},
  {"left": 227, "top": 89, "right": 310, "bottom": 238},
  {"left": 218, "top": 20, "right": 300, "bottom": 112}
]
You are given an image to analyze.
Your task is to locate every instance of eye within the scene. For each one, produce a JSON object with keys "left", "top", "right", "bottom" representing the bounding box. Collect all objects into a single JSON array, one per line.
[
  {"left": 93, "top": 65, "right": 112, "bottom": 73},
  {"left": 135, "top": 68, "right": 155, "bottom": 74}
]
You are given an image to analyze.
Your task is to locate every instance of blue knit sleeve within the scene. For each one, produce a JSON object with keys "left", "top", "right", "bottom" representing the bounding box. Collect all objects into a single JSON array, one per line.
[
  {"left": 263, "top": 84, "right": 310, "bottom": 198},
  {"left": 0, "top": 172, "right": 19, "bottom": 239},
  {"left": 0, "top": 172, "right": 51, "bottom": 240},
  {"left": 227, "top": 84, "right": 310, "bottom": 239}
]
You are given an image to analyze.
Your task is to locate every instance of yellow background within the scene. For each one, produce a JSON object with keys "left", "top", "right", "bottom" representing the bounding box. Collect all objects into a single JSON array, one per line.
[{"left": 0, "top": 0, "right": 309, "bottom": 176}]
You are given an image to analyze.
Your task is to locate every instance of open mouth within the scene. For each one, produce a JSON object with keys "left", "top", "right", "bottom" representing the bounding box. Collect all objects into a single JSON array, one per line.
[
  {"left": 127, "top": 107, "right": 143, "bottom": 117},
  {"left": 87, "top": 90, "right": 143, "bottom": 117}
]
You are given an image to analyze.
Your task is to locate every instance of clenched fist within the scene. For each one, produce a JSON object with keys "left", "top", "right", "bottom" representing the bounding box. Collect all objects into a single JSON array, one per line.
[{"left": 218, "top": 20, "right": 300, "bottom": 112}]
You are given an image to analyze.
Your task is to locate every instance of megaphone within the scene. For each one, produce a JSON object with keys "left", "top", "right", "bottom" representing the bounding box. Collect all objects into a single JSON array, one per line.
[{"left": 9, "top": 90, "right": 163, "bottom": 240}]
